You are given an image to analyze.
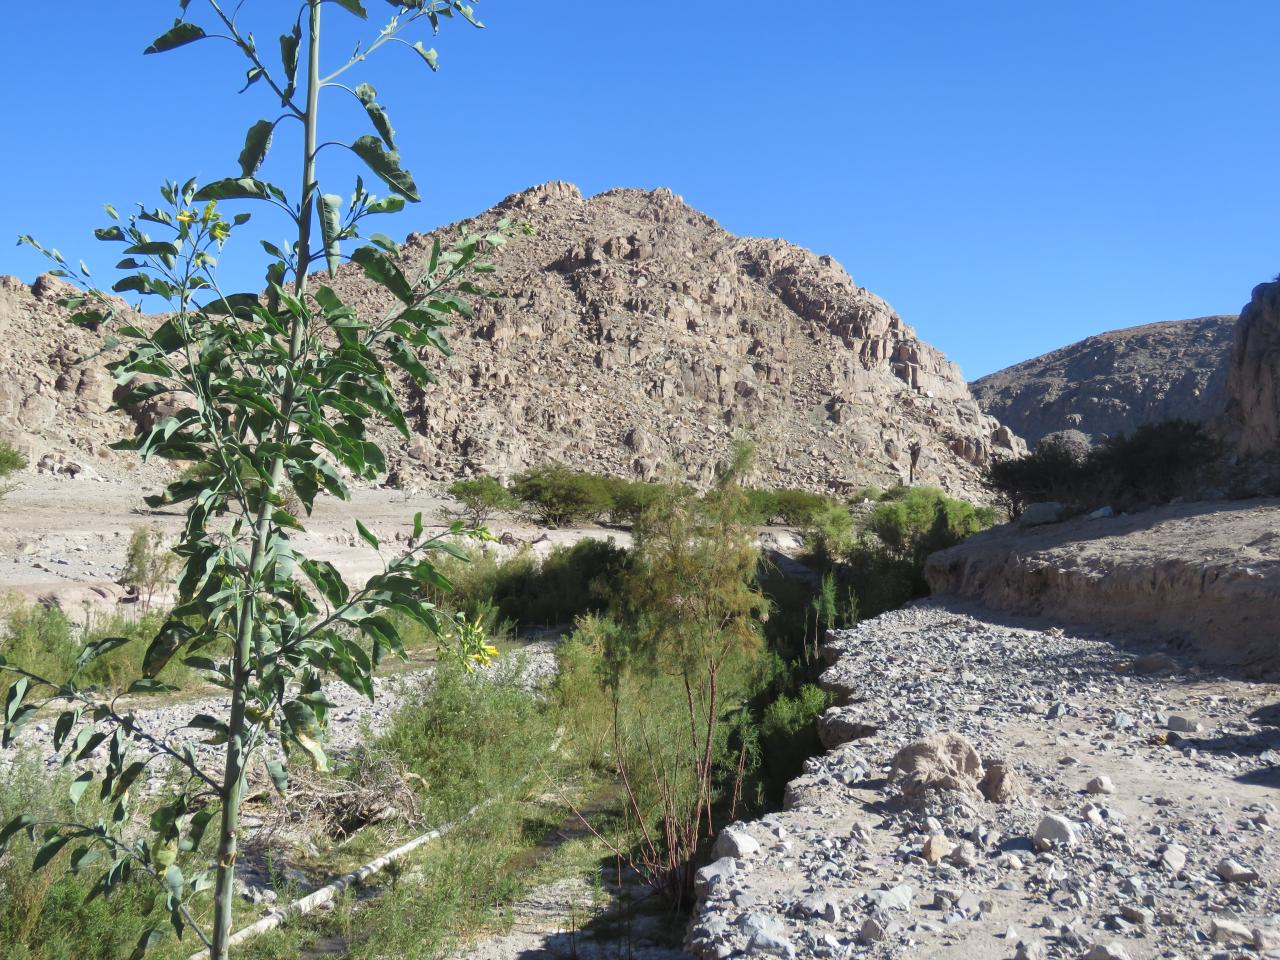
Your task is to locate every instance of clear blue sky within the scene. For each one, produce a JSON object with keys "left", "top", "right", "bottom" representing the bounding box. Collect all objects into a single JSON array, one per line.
[{"left": 2, "top": 2, "right": 1276, "bottom": 379}]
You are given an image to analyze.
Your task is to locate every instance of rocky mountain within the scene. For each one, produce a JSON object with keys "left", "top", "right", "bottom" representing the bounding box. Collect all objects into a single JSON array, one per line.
[
  {"left": 970, "top": 315, "right": 1236, "bottom": 446},
  {"left": 1223, "top": 278, "right": 1280, "bottom": 458},
  {"left": 0, "top": 182, "right": 1022, "bottom": 497}
]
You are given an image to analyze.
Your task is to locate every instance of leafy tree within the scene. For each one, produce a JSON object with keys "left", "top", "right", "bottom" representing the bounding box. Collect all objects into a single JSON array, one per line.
[
  {"left": 510, "top": 463, "right": 612, "bottom": 526},
  {"left": 447, "top": 474, "right": 517, "bottom": 527},
  {"left": 119, "top": 527, "right": 181, "bottom": 612},
  {"left": 4, "top": 3, "right": 499, "bottom": 958},
  {"left": 601, "top": 449, "right": 766, "bottom": 905}
]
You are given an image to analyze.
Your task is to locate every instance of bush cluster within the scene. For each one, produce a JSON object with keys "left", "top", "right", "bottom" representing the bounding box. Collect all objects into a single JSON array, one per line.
[{"left": 987, "top": 419, "right": 1222, "bottom": 516}]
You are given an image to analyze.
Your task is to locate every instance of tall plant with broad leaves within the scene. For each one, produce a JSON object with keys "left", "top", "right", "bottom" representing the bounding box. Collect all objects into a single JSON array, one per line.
[{"left": 4, "top": 2, "right": 501, "bottom": 957}]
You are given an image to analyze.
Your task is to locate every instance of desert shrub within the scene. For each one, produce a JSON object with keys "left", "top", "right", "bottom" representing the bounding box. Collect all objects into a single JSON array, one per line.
[
  {"left": 771, "top": 489, "right": 835, "bottom": 526},
  {"left": 756, "top": 683, "right": 828, "bottom": 798},
  {"left": 446, "top": 474, "right": 517, "bottom": 527},
  {"left": 0, "top": 440, "right": 26, "bottom": 506},
  {"left": 0, "top": 598, "right": 184, "bottom": 698},
  {"left": 119, "top": 525, "right": 181, "bottom": 610},
  {"left": 510, "top": 463, "right": 613, "bottom": 526},
  {"left": 376, "top": 659, "right": 559, "bottom": 824},
  {"left": 865, "top": 486, "right": 993, "bottom": 562},
  {"left": 421, "top": 538, "right": 629, "bottom": 629},
  {"left": 987, "top": 418, "right": 1221, "bottom": 515},
  {"left": 600, "top": 476, "right": 668, "bottom": 527},
  {"left": 742, "top": 488, "right": 780, "bottom": 525},
  {"left": 1092, "top": 419, "right": 1221, "bottom": 503}
]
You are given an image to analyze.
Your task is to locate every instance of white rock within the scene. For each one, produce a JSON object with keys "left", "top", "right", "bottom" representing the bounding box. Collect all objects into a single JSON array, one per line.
[
  {"left": 711, "top": 824, "right": 760, "bottom": 860},
  {"left": 1084, "top": 944, "right": 1131, "bottom": 960},
  {"left": 1034, "top": 813, "right": 1080, "bottom": 850},
  {"left": 1085, "top": 775, "right": 1115, "bottom": 795},
  {"left": 1215, "top": 858, "right": 1259, "bottom": 884},
  {"left": 1210, "top": 917, "right": 1253, "bottom": 945}
]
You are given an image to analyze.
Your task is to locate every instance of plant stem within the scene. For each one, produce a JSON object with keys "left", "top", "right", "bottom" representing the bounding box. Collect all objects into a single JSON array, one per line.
[{"left": 210, "top": 3, "right": 322, "bottom": 956}]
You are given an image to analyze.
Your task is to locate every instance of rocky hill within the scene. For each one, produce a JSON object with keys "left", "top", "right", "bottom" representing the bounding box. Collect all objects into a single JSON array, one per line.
[
  {"left": 1223, "top": 278, "right": 1280, "bottom": 458},
  {"left": 0, "top": 182, "right": 1022, "bottom": 497},
  {"left": 970, "top": 315, "right": 1236, "bottom": 445}
]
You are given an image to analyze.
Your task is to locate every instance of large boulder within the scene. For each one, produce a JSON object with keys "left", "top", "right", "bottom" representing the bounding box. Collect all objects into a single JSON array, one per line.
[{"left": 1223, "top": 279, "right": 1280, "bottom": 457}]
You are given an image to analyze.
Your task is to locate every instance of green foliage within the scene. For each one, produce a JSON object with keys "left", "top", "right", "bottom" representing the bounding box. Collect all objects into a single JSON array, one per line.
[
  {"left": 600, "top": 475, "right": 669, "bottom": 527},
  {"left": 445, "top": 474, "right": 517, "bottom": 527},
  {"left": 423, "top": 538, "right": 629, "bottom": 629},
  {"left": 509, "top": 463, "right": 613, "bottom": 526},
  {"left": 119, "top": 527, "right": 181, "bottom": 610},
  {"left": 742, "top": 488, "right": 839, "bottom": 526},
  {"left": 757, "top": 683, "right": 828, "bottom": 795},
  {"left": 7, "top": 3, "right": 496, "bottom": 957},
  {"left": 0, "top": 598, "right": 185, "bottom": 699},
  {"left": 0, "top": 440, "right": 26, "bottom": 506},
  {"left": 987, "top": 419, "right": 1222, "bottom": 515},
  {"left": 865, "top": 485, "right": 994, "bottom": 562}
]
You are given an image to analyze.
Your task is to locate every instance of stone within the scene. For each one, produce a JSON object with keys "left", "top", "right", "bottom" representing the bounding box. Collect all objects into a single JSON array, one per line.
[
  {"left": 1014, "top": 939, "right": 1045, "bottom": 960},
  {"left": 792, "top": 893, "right": 840, "bottom": 923},
  {"left": 1255, "top": 927, "right": 1280, "bottom": 951},
  {"left": 711, "top": 824, "right": 760, "bottom": 860},
  {"left": 1210, "top": 918, "right": 1254, "bottom": 945},
  {"left": 1158, "top": 843, "right": 1187, "bottom": 873},
  {"left": 1083, "top": 944, "right": 1131, "bottom": 960},
  {"left": 921, "top": 834, "right": 955, "bottom": 864},
  {"left": 1088, "top": 505, "right": 1116, "bottom": 520},
  {"left": 889, "top": 733, "right": 983, "bottom": 799},
  {"left": 1034, "top": 814, "right": 1080, "bottom": 850},
  {"left": 1215, "top": 858, "right": 1259, "bottom": 884},
  {"left": 694, "top": 856, "right": 737, "bottom": 894},
  {"left": 979, "top": 761, "right": 1026, "bottom": 803},
  {"left": 1166, "top": 715, "right": 1202, "bottom": 734},
  {"left": 865, "top": 884, "right": 914, "bottom": 912},
  {"left": 1020, "top": 501, "right": 1065, "bottom": 527},
  {"left": 1224, "top": 278, "right": 1280, "bottom": 456},
  {"left": 1086, "top": 775, "right": 1115, "bottom": 795},
  {"left": 747, "top": 930, "right": 795, "bottom": 957}
]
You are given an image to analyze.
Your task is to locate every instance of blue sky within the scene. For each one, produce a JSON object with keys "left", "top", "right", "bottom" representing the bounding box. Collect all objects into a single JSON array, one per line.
[{"left": 2, "top": 2, "right": 1276, "bottom": 379}]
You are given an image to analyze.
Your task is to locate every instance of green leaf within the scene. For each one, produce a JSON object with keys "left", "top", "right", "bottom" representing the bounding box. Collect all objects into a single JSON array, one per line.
[
  {"left": 365, "top": 195, "right": 405, "bottom": 216},
  {"left": 238, "top": 119, "right": 275, "bottom": 178},
  {"left": 75, "top": 636, "right": 132, "bottom": 672},
  {"left": 280, "top": 21, "right": 302, "bottom": 94},
  {"left": 354, "top": 83, "right": 396, "bottom": 149},
  {"left": 128, "top": 928, "right": 164, "bottom": 960},
  {"left": 331, "top": 0, "right": 368, "bottom": 16},
  {"left": 413, "top": 511, "right": 423, "bottom": 540},
  {"left": 318, "top": 193, "right": 343, "bottom": 277},
  {"left": 349, "top": 136, "right": 419, "bottom": 202},
  {"left": 193, "top": 178, "right": 285, "bottom": 203},
  {"left": 265, "top": 759, "right": 289, "bottom": 796},
  {"left": 144, "top": 21, "right": 206, "bottom": 55},
  {"left": 163, "top": 863, "right": 184, "bottom": 898},
  {"left": 69, "top": 772, "right": 93, "bottom": 806},
  {"left": 32, "top": 835, "right": 70, "bottom": 871},
  {"left": 355, "top": 518, "right": 380, "bottom": 550},
  {"left": 350, "top": 246, "right": 413, "bottom": 304},
  {"left": 0, "top": 814, "right": 35, "bottom": 856},
  {"left": 410, "top": 41, "right": 439, "bottom": 71}
]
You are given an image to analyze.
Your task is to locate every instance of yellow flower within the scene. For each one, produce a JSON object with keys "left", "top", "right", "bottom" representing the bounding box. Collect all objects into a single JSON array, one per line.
[{"left": 176, "top": 210, "right": 197, "bottom": 224}]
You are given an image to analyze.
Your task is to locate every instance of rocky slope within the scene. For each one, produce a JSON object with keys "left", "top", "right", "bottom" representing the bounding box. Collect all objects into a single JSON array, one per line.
[
  {"left": 0, "top": 182, "right": 1021, "bottom": 498},
  {"left": 1223, "top": 279, "right": 1280, "bottom": 458},
  {"left": 970, "top": 316, "right": 1236, "bottom": 445},
  {"left": 690, "top": 599, "right": 1280, "bottom": 960},
  {"left": 923, "top": 500, "right": 1280, "bottom": 673}
]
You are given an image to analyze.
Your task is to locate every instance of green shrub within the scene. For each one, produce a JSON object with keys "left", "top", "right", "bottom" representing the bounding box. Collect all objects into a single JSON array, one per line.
[
  {"left": 446, "top": 474, "right": 517, "bottom": 527},
  {"left": 742, "top": 488, "right": 780, "bottom": 525},
  {"left": 0, "top": 440, "right": 26, "bottom": 506},
  {"left": 600, "top": 476, "right": 668, "bottom": 527},
  {"left": 119, "top": 526, "right": 180, "bottom": 610},
  {"left": 0, "top": 598, "right": 186, "bottom": 698},
  {"left": 987, "top": 418, "right": 1221, "bottom": 515},
  {"left": 510, "top": 463, "right": 613, "bottom": 527},
  {"left": 865, "top": 486, "right": 993, "bottom": 562},
  {"left": 757, "top": 683, "right": 828, "bottom": 798}
]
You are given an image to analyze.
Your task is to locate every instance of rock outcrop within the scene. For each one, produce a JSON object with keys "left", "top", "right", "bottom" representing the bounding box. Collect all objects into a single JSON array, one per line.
[
  {"left": 924, "top": 499, "right": 1280, "bottom": 671},
  {"left": 0, "top": 181, "right": 1023, "bottom": 497},
  {"left": 971, "top": 316, "right": 1236, "bottom": 445},
  {"left": 1222, "top": 279, "right": 1280, "bottom": 457}
]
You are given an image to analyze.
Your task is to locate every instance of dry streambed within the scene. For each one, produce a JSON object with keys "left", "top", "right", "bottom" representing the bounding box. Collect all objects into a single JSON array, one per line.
[{"left": 689, "top": 599, "right": 1280, "bottom": 960}]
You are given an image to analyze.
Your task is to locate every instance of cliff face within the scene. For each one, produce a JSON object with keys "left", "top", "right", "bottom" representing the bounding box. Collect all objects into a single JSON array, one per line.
[
  {"left": 0, "top": 182, "right": 1023, "bottom": 497},
  {"left": 1223, "top": 279, "right": 1280, "bottom": 457},
  {"left": 971, "top": 316, "right": 1236, "bottom": 445}
]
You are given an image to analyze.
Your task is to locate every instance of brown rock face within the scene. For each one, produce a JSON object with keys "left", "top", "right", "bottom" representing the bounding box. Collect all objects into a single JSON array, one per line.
[
  {"left": 972, "top": 316, "right": 1236, "bottom": 445},
  {"left": 1223, "top": 280, "right": 1280, "bottom": 456},
  {"left": 1, "top": 182, "right": 1023, "bottom": 496},
  {"left": 330, "top": 182, "right": 1021, "bottom": 496}
]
